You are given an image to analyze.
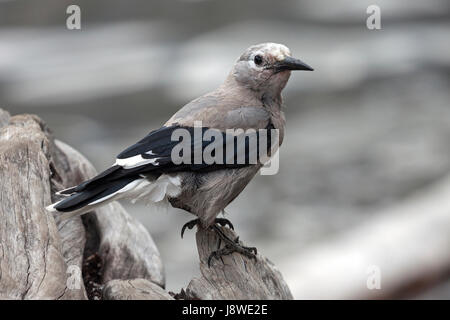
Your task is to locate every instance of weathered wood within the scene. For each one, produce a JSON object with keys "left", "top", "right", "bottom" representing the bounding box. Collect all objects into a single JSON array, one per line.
[
  {"left": 185, "top": 227, "right": 293, "bottom": 300},
  {"left": 103, "top": 279, "right": 174, "bottom": 300},
  {"left": 50, "top": 141, "right": 90, "bottom": 299},
  {"left": 0, "top": 109, "right": 292, "bottom": 300},
  {"left": 0, "top": 111, "right": 164, "bottom": 299},
  {"left": 94, "top": 202, "right": 165, "bottom": 287},
  {"left": 104, "top": 227, "right": 295, "bottom": 300},
  {"left": 54, "top": 140, "right": 165, "bottom": 288},
  {"left": 0, "top": 113, "right": 85, "bottom": 299}
]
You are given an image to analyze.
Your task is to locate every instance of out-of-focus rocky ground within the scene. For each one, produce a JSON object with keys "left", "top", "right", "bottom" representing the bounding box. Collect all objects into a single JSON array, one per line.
[{"left": 1, "top": 0, "right": 449, "bottom": 298}]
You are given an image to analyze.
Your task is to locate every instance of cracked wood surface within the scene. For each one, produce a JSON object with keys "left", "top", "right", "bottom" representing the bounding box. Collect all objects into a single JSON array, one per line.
[
  {"left": 185, "top": 227, "right": 293, "bottom": 300},
  {"left": 0, "top": 110, "right": 164, "bottom": 299},
  {"left": 103, "top": 279, "right": 174, "bottom": 300},
  {"left": 55, "top": 140, "right": 165, "bottom": 287},
  {"left": 0, "top": 112, "right": 85, "bottom": 299}
]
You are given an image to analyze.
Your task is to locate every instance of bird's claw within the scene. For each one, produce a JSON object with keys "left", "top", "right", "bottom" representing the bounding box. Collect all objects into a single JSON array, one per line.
[
  {"left": 214, "top": 218, "right": 234, "bottom": 230},
  {"left": 207, "top": 243, "right": 257, "bottom": 267},
  {"left": 208, "top": 246, "right": 232, "bottom": 267},
  {"left": 207, "top": 225, "right": 257, "bottom": 267},
  {"left": 181, "top": 217, "right": 234, "bottom": 238},
  {"left": 181, "top": 218, "right": 200, "bottom": 238},
  {"left": 181, "top": 218, "right": 256, "bottom": 267},
  {"left": 243, "top": 245, "right": 257, "bottom": 255}
]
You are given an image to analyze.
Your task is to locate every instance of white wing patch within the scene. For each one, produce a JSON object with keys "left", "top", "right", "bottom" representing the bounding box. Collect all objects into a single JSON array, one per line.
[{"left": 114, "top": 151, "right": 160, "bottom": 169}]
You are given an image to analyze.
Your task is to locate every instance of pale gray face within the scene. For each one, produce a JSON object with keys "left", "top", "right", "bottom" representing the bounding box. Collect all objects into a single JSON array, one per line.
[{"left": 232, "top": 43, "right": 313, "bottom": 96}]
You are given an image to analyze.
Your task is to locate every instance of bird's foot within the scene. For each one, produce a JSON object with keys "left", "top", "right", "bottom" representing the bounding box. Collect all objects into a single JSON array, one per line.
[
  {"left": 207, "top": 225, "right": 257, "bottom": 267},
  {"left": 181, "top": 217, "right": 234, "bottom": 238}
]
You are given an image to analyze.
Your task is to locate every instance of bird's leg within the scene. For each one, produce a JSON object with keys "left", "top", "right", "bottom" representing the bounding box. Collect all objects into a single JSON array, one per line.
[
  {"left": 207, "top": 225, "right": 257, "bottom": 267},
  {"left": 180, "top": 217, "right": 234, "bottom": 238},
  {"left": 180, "top": 218, "right": 256, "bottom": 267}
]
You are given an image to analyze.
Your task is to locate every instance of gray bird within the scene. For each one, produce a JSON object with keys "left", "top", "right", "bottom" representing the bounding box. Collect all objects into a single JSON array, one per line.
[{"left": 47, "top": 43, "right": 313, "bottom": 265}]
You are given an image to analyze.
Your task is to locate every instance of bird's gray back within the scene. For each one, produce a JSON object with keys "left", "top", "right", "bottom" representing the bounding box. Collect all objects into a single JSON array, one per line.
[{"left": 165, "top": 86, "right": 272, "bottom": 131}]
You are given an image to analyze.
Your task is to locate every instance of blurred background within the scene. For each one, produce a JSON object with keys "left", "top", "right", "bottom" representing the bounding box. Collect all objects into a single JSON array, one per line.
[{"left": 1, "top": 0, "right": 449, "bottom": 299}]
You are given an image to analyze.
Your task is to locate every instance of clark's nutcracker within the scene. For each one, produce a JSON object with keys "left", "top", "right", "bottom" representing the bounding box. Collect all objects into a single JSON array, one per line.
[{"left": 47, "top": 43, "right": 313, "bottom": 264}]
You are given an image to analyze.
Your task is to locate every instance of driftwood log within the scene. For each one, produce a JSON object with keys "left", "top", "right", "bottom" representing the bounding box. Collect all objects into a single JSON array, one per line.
[{"left": 0, "top": 109, "right": 293, "bottom": 300}]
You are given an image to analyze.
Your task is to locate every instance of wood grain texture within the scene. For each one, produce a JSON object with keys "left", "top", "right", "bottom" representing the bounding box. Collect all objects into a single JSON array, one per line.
[
  {"left": 103, "top": 279, "right": 174, "bottom": 300},
  {"left": 185, "top": 227, "right": 293, "bottom": 300},
  {"left": 54, "top": 140, "right": 165, "bottom": 288},
  {"left": 0, "top": 113, "right": 84, "bottom": 299}
]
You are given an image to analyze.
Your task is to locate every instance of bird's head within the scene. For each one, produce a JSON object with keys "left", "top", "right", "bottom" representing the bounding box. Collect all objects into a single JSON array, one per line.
[{"left": 230, "top": 43, "right": 313, "bottom": 99}]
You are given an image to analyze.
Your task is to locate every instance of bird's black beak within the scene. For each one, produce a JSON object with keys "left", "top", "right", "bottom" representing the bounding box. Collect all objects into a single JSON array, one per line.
[{"left": 274, "top": 56, "right": 314, "bottom": 72}]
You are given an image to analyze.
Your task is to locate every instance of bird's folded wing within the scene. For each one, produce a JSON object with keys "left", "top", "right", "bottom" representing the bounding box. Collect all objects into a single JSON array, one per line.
[
  {"left": 64, "top": 107, "right": 277, "bottom": 195},
  {"left": 115, "top": 124, "right": 276, "bottom": 171}
]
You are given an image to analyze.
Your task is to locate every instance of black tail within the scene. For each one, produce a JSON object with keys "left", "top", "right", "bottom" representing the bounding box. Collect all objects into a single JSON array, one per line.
[
  {"left": 53, "top": 176, "right": 138, "bottom": 213},
  {"left": 47, "top": 164, "right": 147, "bottom": 219}
]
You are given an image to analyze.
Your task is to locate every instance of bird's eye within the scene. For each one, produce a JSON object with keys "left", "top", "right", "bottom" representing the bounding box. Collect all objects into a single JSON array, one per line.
[{"left": 254, "top": 55, "right": 263, "bottom": 65}]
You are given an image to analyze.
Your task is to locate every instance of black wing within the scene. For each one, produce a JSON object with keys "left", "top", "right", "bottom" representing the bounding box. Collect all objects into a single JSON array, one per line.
[{"left": 63, "top": 124, "right": 275, "bottom": 194}]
